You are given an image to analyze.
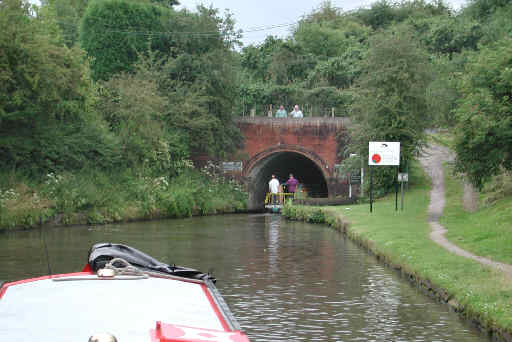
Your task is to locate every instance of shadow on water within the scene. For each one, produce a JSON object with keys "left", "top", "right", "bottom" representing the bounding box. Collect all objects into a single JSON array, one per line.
[{"left": 0, "top": 214, "right": 488, "bottom": 342}]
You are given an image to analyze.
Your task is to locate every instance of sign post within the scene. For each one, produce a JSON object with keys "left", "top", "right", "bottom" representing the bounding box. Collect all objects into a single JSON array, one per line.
[
  {"left": 368, "top": 142, "right": 400, "bottom": 213},
  {"left": 369, "top": 166, "right": 373, "bottom": 213},
  {"left": 360, "top": 165, "right": 364, "bottom": 197},
  {"left": 398, "top": 173, "right": 408, "bottom": 210},
  {"left": 395, "top": 167, "right": 399, "bottom": 211},
  {"left": 349, "top": 172, "right": 361, "bottom": 199}
]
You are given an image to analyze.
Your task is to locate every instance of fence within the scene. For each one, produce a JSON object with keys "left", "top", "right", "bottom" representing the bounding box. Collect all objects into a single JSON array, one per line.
[{"left": 241, "top": 104, "right": 345, "bottom": 118}]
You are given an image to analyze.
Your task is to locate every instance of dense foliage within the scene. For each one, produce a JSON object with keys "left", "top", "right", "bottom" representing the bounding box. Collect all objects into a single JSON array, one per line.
[
  {"left": 238, "top": 0, "right": 512, "bottom": 193},
  {"left": 0, "top": 0, "right": 246, "bottom": 227},
  {"left": 350, "top": 27, "right": 432, "bottom": 191},
  {"left": 0, "top": 0, "right": 117, "bottom": 176},
  {"left": 1, "top": 0, "right": 242, "bottom": 174},
  {"left": 80, "top": 0, "right": 172, "bottom": 81},
  {"left": 1, "top": 0, "right": 512, "bottom": 214},
  {"left": 81, "top": 0, "right": 243, "bottom": 158},
  {"left": 454, "top": 37, "right": 512, "bottom": 189}
]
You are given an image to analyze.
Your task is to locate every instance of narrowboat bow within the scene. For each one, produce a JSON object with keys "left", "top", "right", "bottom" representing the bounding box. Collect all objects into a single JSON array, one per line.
[{"left": 0, "top": 243, "right": 250, "bottom": 342}]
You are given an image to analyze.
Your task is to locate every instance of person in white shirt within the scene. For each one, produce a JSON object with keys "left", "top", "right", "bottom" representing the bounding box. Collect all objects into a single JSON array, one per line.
[
  {"left": 290, "top": 105, "right": 303, "bottom": 118},
  {"left": 268, "top": 174, "right": 280, "bottom": 204}
]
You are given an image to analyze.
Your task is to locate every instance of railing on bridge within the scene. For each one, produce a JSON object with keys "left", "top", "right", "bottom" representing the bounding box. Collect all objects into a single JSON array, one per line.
[
  {"left": 241, "top": 104, "right": 346, "bottom": 118},
  {"left": 236, "top": 116, "right": 350, "bottom": 128}
]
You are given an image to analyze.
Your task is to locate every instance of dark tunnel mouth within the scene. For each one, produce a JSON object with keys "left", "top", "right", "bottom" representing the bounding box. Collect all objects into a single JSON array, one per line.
[{"left": 247, "top": 151, "right": 329, "bottom": 209}]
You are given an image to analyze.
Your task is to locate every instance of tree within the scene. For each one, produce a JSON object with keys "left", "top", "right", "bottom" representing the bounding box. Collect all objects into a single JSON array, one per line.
[
  {"left": 294, "top": 21, "right": 348, "bottom": 58},
  {"left": 477, "top": 1, "right": 512, "bottom": 45},
  {"left": 454, "top": 37, "right": 512, "bottom": 189},
  {"left": 42, "top": 0, "right": 89, "bottom": 47},
  {"left": 80, "top": 1, "right": 241, "bottom": 82},
  {"left": 350, "top": 27, "right": 432, "bottom": 192},
  {"left": 81, "top": 1, "right": 243, "bottom": 158},
  {"left": 426, "top": 55, "right": 461, "bottom": 126},
  {"left": 95, "top": 63, "right": 187, "bottom": 174},
  {"left": 159, "top": 47, "right": 243, "bottom": 158},
  {"left": 465, "top": 0, "right": 511, "bottom": 20},
  {"left": 0, "top": 0, "right": 118, "bottom": 174},
  {"left": 151, "top": 0, "right": 180, "bottom": 7},
  {"left": 306, "top": 48, "right": 366, "bottom": 89},
  {"left": 240, "top": 36, "right": 287, "bottom": 82},
  {"left": 80, "top": 0, "right": 174, "bottom": 81},
  {"left": 424, "top": 15, "right": 483, "bottom": 58},
  {"left": 354, "top": 0, "right": 397, "bottom": 30},
  {"left": 354, "top": 0, "right": 450, "bottom": 30}
]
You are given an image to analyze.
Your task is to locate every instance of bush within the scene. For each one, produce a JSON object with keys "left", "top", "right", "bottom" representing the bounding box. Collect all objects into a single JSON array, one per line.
[
  {"left": 307, "top": 209, "right": 326, "bottom": 223},
  {"left": 482, "top": 170, "right": 512, "bottom": 205}
]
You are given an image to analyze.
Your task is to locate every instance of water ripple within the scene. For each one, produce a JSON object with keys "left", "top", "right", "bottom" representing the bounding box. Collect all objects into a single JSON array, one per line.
[{"left": 0, "top": 214, "right": 488, "bottom": 342}]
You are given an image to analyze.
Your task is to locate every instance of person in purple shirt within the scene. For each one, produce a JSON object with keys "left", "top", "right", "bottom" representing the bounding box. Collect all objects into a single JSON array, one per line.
[{"left": 285, "top": 173, "right": 299, "bottom": 195}]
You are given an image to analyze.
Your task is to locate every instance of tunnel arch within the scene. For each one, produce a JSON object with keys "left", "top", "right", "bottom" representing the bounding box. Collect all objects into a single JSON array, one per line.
[{"left": 244, "top": 145, "right": 331, "bottom": 210}]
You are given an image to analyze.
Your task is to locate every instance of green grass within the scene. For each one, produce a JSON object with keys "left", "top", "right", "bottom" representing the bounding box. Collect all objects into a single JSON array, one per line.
[
  {"left": 428, "top": 130, "right": 455, "bottom": 149},
  {"left": 283, "top": 161, "right": 512, "bottom": 336},
  {"left": 442, "top": 164, "right": 512, "bottom": 264},
  {"left": 427, "top": 130, "right": 512, "bottom": 263}
]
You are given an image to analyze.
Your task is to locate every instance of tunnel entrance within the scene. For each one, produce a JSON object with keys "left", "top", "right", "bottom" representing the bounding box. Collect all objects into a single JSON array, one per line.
[{"left": 246, "top": 151, "right": 329, "bottom": 210}]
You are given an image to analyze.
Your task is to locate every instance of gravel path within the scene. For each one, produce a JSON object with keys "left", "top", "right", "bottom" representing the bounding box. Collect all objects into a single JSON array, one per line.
[{"left": 419, "top": 143, "right": 512, "bottom": 279}]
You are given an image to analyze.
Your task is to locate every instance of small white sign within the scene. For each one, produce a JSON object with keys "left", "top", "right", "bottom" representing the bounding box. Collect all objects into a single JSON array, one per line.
[
  {"left": 398, "top": 173, "right": 409, "bottom": 182},
  {"left": 368, "top": 142, "right": 400, "bottom": 166},
  {"left": 222, "top": 161, "right": 243, "bottom": 172}
]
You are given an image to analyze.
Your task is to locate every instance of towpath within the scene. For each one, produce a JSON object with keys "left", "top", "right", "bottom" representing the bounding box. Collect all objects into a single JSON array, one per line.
[{"left": 418, "top": 143, "right": 512, "bottom": 279}]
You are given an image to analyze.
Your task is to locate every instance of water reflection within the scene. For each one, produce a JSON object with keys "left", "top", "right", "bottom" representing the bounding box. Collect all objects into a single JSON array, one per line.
[
  {"left": 0, "top": 214, "right": 486, "bottom": 342},
  {"left": 265, "top": 215, "right": 281, "bottom": 275}
]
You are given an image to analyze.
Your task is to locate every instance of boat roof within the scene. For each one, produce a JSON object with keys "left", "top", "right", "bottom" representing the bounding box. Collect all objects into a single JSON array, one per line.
[{"left": 0, "top": 273, "right": 233, "bottom": 342}]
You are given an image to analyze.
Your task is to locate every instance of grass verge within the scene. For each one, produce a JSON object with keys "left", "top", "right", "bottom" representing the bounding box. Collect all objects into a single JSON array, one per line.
[
  {"left": 428, "top": 129, "right": 455, "bottom": 148},
  {"left": 442, "top": 164, "right": 512, "bottom": 265},
  {"left": 283, "top": 161, "right": 512, "bottom": 341}
]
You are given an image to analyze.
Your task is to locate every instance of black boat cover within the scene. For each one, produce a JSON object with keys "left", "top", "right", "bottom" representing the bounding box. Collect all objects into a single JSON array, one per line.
[{"left": 88, "top": 243, "right": 215, "bottom": 282}]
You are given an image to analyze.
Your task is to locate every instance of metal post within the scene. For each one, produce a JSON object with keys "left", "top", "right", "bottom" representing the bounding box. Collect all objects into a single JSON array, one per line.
[
  {"left": 406, "top": 160, "right": 409, "bottom": 192},
  {"left": 395, "top": 166, "right": 399, "bottom": 211},
  {"left": 369, "top": 166, "right": 373, "bottom": 213},
  {"left": 401, "top": 179, "right": 404, "bottom": 211},
  {"left": 360, "top": 165, "right": 364, "bottom": 198}
]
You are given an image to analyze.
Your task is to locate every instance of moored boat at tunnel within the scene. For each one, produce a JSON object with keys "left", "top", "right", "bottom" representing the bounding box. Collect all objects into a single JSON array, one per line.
[
  {"left": 0, "top": 243, "right": 250, "bottom": 342},
  {"left": 264, "top": 191, "right": 296, "bottom": 212}
]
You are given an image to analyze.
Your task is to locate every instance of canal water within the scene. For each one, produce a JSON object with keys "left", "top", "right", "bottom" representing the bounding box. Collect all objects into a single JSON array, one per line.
[{"left": 0, "top": 214, "right": 488, "bottom": 341}]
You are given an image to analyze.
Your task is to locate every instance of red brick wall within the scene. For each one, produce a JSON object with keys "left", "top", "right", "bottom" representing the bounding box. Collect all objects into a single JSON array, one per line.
[
  {"left": 234, "top": 117, "right": 352, "bottom": 204},
  {"left": 237, "top": 117, "right": 348, "bottom": 175}
]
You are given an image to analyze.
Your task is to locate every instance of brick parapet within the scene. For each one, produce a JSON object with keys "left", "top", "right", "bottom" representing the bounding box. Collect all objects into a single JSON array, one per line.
[{"left": 237, "top": 117, "right": 349, "bottom": 173}]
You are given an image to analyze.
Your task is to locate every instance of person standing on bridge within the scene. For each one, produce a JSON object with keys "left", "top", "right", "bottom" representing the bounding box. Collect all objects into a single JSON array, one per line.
[
  {"left": 269, "top": 174, "right": 280, "bottom": 204},
  {"left": 275, "top": 105, "right": 287, "bottom": 118},
  {"left": 285, "top": 174, "right": 299, "bottom": 197},
  {"left": 290, "top": 105, "right": 303, "bottom": 118}
]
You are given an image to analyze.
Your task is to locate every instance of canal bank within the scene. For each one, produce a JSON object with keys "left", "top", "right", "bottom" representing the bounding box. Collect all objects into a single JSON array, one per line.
[
  {"left": 0, "top": 199, "right": 248, "bottom": 233},
  {"left": 282, "top": 162, "right": 512, "bottom": 342},
  {"left": 0, "top": 170, "right": 249, "bottom": 232}
]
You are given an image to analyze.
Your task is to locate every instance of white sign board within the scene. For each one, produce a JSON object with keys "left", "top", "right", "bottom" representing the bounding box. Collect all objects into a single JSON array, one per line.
[
  {"left": 222, "top": 162, "right": 243, "bottom": 172},
  {"left": 398, "top": 173, "right": 409, "bottom": 182},
  {"left": 368, "top": 142, "right": 400, "bottom": 166}
]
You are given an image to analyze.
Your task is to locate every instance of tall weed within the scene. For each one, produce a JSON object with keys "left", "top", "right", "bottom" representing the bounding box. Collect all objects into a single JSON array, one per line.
[
  {"left": 0, "top": 163, "right": 248, "bottom": 230},
  {"left": 482, "top": 170, "right": 512, "bottom": 205}
]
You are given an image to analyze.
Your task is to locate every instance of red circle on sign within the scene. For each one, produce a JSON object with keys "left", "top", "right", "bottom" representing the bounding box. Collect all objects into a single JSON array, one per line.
[{"left": 372, "top": 154, "right": 381, "bottom": 164}]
